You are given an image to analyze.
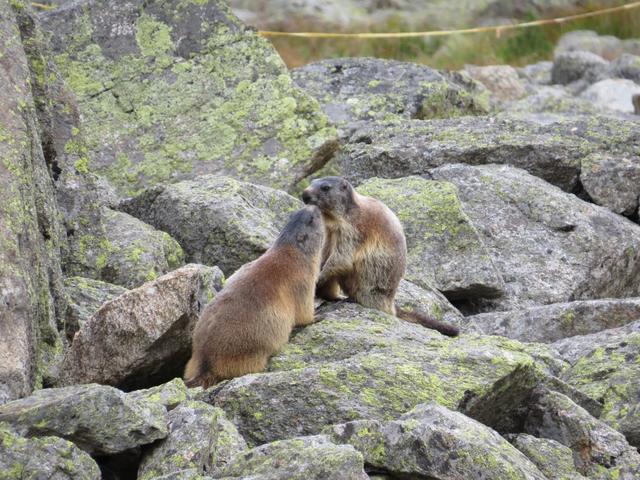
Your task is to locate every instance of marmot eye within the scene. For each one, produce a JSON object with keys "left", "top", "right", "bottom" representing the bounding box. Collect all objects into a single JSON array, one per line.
[{"left": 321, "top": 185, "right": 331, "bottom": 192}]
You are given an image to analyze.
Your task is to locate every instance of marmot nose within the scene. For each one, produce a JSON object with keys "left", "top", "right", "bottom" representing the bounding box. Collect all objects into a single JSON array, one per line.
[{"left": 302, "top": 191, "right": 312, "bottom": 204}]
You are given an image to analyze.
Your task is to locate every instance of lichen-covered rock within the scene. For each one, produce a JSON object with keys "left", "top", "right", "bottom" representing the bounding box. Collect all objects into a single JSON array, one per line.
[
  {"left": 128, "top": 378, "right": 188, "bottom": 411},
  {"left": 0, "top": 0, "right": 67, "bottom": 403},
  {"left": 431, "top": 164, "right": 640, "bottom": 311},
  {"left": 357, "top": 176, "right": 504, "bottom": 300},
  {"left": 101, "top": 208, "right": 185, "bottom": 288},
  {"left": 395, "top": 279, "right": 464, "bottom": 326},
  {"left": 556, "top": 30, "right": 640, "bottom": 60},
  {"left": 328, "top": 403, "right": 546, "bottom": 479},
  {"left": 139, "top": 401, "right": 247, "bottom": 479},
  {"left": 40, "top": 0, "right": 337, "bottom": 196},
  {"left": 524, "top": 389, "right": 640, "bottom": 479},
  {"left": 611, "top": 54, "right": 640, "bottom": 83},
  {"left": 292, "top": 58, "right": 488, "bottom": 132},
  {"left": 506, "top": 433, "right": 587, "bottom": 480},
  {"left": 517, "top": 61, "right": 552, "bottom": 86},
  {"left": 465, "top": 298, "right": 640, "bottom": 343},
  {"left": 0, "top": 384, "right": 167, "bottom": 455},
  {"left": 121, "top": 176, "right": 301, "bottom": 274},
  {"left": 0, "top": 422, "right": 100, "bottom": 480},
  {"left": 506, "top": 86, "right": 601, "bottom": 115},
  {"left": 210, "top": 435, "right": 368, "bottom": 480},
  {"left": 579, "top": 79, "right": 640, "bottom": 114},
  {"left": 63, "top": 276, "right": 127, "bottom": 341},
  {"left": 551, "top": 50, "right": 609, "bottom": 87},
  {"left": 56, "top": 264, "right": 224, "bottom": 389},
  {"left": 464, "top": 64, "right": 527, "bottom": 105},
  {"left": 555, "top": 324, "right": 640, "bottom": 448},
  {"left": 580, "top": 154, "right": 640, "bottom": 216},
  {"left": 203, "top": 302, "right": 564, "bottom": 445}
]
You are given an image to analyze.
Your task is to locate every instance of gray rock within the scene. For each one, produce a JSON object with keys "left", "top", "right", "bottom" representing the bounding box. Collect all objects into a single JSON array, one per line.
[
  {"left": 507, "top": 433, "right": 587, "bottom": 480},
  {"left": 517, "top": 61, "right": 553, "bottom": 86},
  {"left": 101, "top": 208, "right": 185, "bottom": 289},
  {"left": 525, "top": 389, "right": 640, "bottom": 479},
  {"left": 431, "top": 164, "right": 640, "bottom": 311},
  {"left": 56, "top": 264, "right": 224, "bottom": 389},
  {"left": 63, "top": 276, "right": 128, "bottom": 341},
  {"left": 0, "top": 384, "right": 167, "bottom": 455},
  {"left": 0, "top": 422, "right": 100, "bottom": 480},
  {"left": 121, "top": 176, "right": 301, "bottom": 274},
  {"left": 611, "top": 53, "right": 640, "bottom": 83},
  {"left": 336, "top": 113, "right": 640, "bottom": 196},
  {"left": 356, "top": 176, "right": 504, "bottom": 300},
  {"left": 139, "top": 401, "right": 247, "bottom": 479},
  {"left": 40, "top": 0, "right": 337, "bottom": 196},
  {"left": 292, "top": 58, "right": 489, "bottom": 131},
  {"left": 579, "top": 78, "right": 640, "bottom": 113},
  {"left": 556, "top": 30, "right": 640, "bottom": 60},
  {"left": 210, "top": 435, "right": 368, "bottom": 480},
  {"left": 551, "top": 50, "right": 609, "bottom": 88},
  {"left": 395, "top": 279, "right": 464, "bottom": 326},
  {"left": 203, "top": 302, "right": 564, "bottom": 445},
  {"left": 128, "top": 378, "right": 188, "bottom": 411},
  {"left": 465, "top": 298, "right": 640, "bottom": 343},
  {"left": 464, "top": 64, "right": 527, "bottom": 105},
  {"left": 329, "top": 403, "right": 547, "bottom": 479},
  {"left": 506, "top": 86, "right": 601, "bottom": 115},
  {"left": 580, "top": 154, "right": 640, "bottom": 216}
]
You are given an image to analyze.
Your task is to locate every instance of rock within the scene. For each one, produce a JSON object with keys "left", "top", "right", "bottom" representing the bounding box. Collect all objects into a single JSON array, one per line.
[
  {"left": 328, "top": 403, "right": 547, "bottom": 480},
  {"left": 524, "top": 389, "right": 640, "bottom": 479},
  {"left": 101, "top": 208, "right": 185, "bottom": 289},
  {"left": 465, "top": 298, "right": 640, "bottom": 343},
  {"left": 556, "top": 30, "right": 640, "bottom": 60},
  {"left": 292, "top": 58, "right": 489, "bottom": 132},
  {"left": 579, "top": 78, "right": 640, "bottom": 114},
  {"left": 203, "top": 302, "right": 564, "bottom": 445},
  {"left": 0, "top": 0, "right": 67, "bottom": 402},
  {"left": 128, "top": 378, "right": 188, "bottom": 411},
  {"left": 40, "top": 0, "right": 337, "bottom": 196},
  {"left": 63, "top": 276, "right": 127, "bottom": 341},
  {"left": 121, "top": 176, "right": 301, "bottom": 274},
  {"left": 0, "top": 422, "right": 100, "bottom": 480},
  {"left": 336, "top": 113, "right": 640, "bottom": 196},
  {"left": 0, "top": 384, "right": 167, "bottom": 455},
  {"left": 56, "top": 264, "right": 224, "bottom": 389},
  {"left": 580, "top": 154, "right": 640, "bottom": 216},
  {"left": 551, "top": 50, "right": 609, "bottom": 87},
  {"left": 356, "top": 176, "right": 504, "bottom": 300},
  {"left": 210, "top": 435, "right": 368, "bottom": 480},
  {"left": 517, "top": 61, "right": 552, "bottom": 86},
  {"left": 431, "top": 164, "right": 640, "bottom": 311},
  {"left": 394, "top": 279, "right": 464, "bottom": 326},
  {"left": 611, "top": 53, "right": 640, "bottom": 83},
  {"left": 139, "top": 401, "right": 247, "bottom": 479},
  {"left": 464, "top": 64, "right": 527, "bottom": 105},
  {"left": 506, "top": 433, "right": 587, "bottom": 480},
  {"left": 506, "top": 86, "right": 601, "bottom": 115},
  {"left": 556, "top": 324, "right": 640, "bottom": 448}
]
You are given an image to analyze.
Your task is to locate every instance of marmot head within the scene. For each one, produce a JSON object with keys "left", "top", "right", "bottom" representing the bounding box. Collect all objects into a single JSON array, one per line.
[
  {"left": 275, "top": 205, "right": 325, "bottom": 256},
  {"left": 301, "top": 176, "right": 355, "bottom": 218}
]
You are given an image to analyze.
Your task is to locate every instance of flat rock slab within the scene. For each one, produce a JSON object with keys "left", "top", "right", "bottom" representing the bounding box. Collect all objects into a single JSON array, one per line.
[
  {"left": 40, "top": 0, "right": 337, "bottom": 195},
  {"left": 56, "top": 264, "right": 223, "bottom": 389},
  {"left": 121, "top": 175, "right": 302, "bottom": 274},
  {"left": 0, "top": 384, "right": 167, "bottom": 455}
]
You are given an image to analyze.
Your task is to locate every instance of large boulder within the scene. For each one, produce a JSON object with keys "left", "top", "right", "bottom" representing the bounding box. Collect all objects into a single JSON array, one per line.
[
  {"left": 328, "top": 403, "right": 547, "bottom": 480},
  {"left": 292, "top": 58, "right": 489, "bottom": 132},
  {"left": 40, "top": 0, "right": 337, "bottom": 195},
  {"left": 556, "top": 30, "right": 640, "bottom": 60},
  {"left": 0, "top": 422, "right": 100, "bottom": 480},
  {"left": 201, "top": 302, "right": 564, "bottom": 445},
  {"left": 579, "top": 79, "right": 640, "bottom": 114},
  {"left": 395, "top": 279, "right": 464, "bottom": 327},
  {"left": 506, "top": 434, "right": 587, "bottom": 480},
  {"left": 464, "top": 64, "right": 527, "bottom": 105},
  {"left": 430, "top": 164, "right": 640, "bottom": 311},
  {"left": 580, "top": 154, "right": 640, "bottom": 216},
  {"left": 0, "top": 384, "right": 167, "bottom": 455},
  {"left": 356, "top": 176, "right": 504, "bottom": 300},
  {"left": 121, "top": 176, "right": 301, "bottom": 274},
  {"left": 611, "top": 54, "right": 640, "bottom": 83},
  {"left": 465, "top": 298, "right": 640, "bottom": 343},
  {"left": 138, "top": 401, "right": 247, "bottom": 479},
  {"left": 210, "top": 435, "right": 368, "bottom": 480},
  {"left": 56, "top": 264, "right": 224, "bottom": 389},
  {"left": 551, "top": 50, "right": 609, "bottom": 88}
]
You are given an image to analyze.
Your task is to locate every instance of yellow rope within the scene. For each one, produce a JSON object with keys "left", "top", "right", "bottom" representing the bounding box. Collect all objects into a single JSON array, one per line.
[{"left": 258, "top": 1, "right": 640, "bottom": 39}]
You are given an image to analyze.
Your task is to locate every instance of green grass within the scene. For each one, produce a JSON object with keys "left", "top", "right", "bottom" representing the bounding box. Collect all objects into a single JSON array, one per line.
[{"left": 267, "top": 6, "right": 640, "bottom": 70}]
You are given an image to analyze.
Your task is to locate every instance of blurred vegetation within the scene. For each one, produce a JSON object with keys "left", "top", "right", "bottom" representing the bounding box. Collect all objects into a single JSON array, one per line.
[{"left": 267, "top": 5, "right": 640, "bottom": 69}]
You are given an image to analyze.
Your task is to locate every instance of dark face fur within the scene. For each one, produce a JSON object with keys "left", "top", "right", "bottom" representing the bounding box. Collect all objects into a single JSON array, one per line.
[
  {"left": 275, "top": 205, "right": 325, "bottom": 256},
  {"left": 301, "top": 176, "right": 354, "bottom": 218}
]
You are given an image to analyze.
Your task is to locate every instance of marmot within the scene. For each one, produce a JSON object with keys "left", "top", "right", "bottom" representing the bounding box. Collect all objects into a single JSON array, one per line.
[
  {"left": 302, "top": 176, "right": 459, "bottom": 337},
  {"left": 633, "top": 93, "right": 640, "bottom": 115},
  {"left": 184, "top": 206, "right": 325, "bottom": 388}
]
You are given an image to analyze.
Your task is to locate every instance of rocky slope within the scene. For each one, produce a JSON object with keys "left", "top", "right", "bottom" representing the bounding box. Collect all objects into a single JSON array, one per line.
[{"left": 1, "top": 0, "right": 640, "bottom": 479}]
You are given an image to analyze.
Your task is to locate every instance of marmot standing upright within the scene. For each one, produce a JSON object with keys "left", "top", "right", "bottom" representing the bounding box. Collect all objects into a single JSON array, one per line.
[
  {"left": 184, "top": 206, "right": 325, "bottom": 388},
  {"left": 302, "top": 176, "right": 459, "bottom": 337}
]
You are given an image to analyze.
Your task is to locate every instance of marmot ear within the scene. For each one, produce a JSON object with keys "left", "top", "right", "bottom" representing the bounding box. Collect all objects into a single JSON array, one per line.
[{"left": 340, "top": 178, "right": 349, "bottom": 190}]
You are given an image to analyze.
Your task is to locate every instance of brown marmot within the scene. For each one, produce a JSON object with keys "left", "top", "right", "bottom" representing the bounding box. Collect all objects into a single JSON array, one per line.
[
  {"left": 633, "top": 93, "right": 640, "bottom": 115},
  {"left": 302, "top": 176, "right": 459, "bottom": 337},
  {"left": 184, "top": 205, "right": 325, "bottom": 388}
]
